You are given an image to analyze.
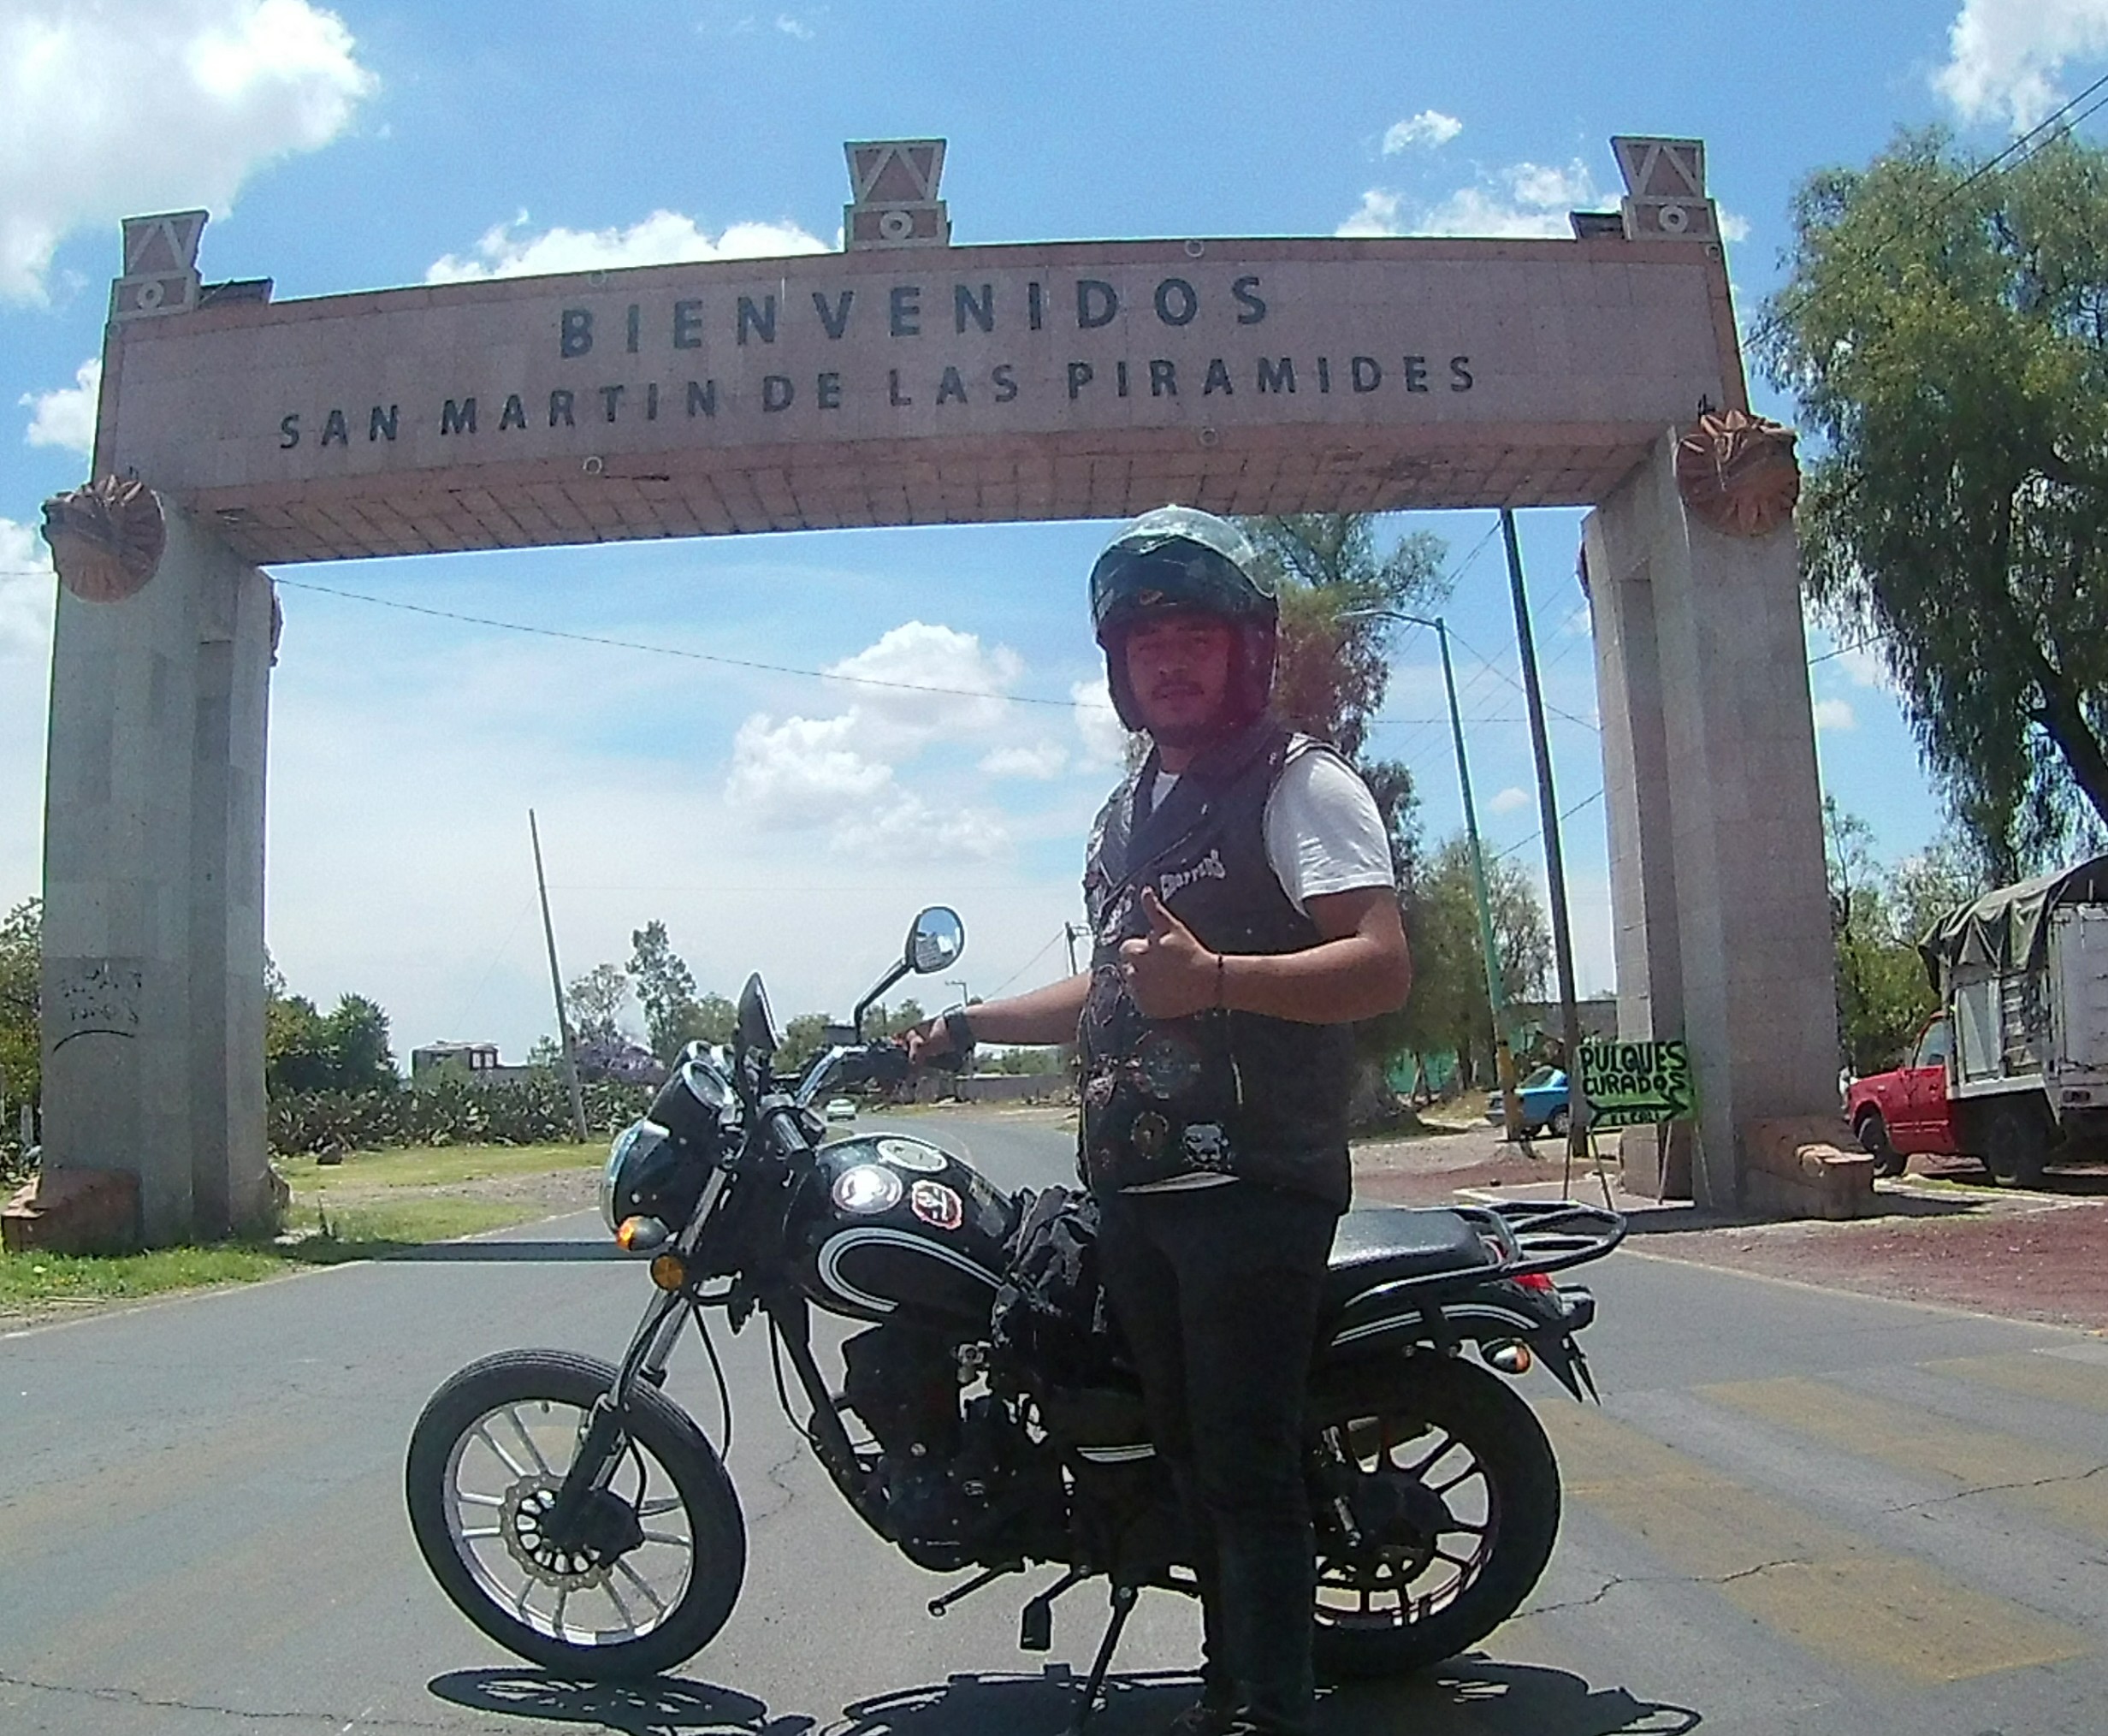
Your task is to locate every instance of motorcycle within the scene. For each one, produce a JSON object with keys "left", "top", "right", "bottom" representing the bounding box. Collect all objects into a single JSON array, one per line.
[{"left": 405, "top": 906, "right": 1625, "bottom": 1715}]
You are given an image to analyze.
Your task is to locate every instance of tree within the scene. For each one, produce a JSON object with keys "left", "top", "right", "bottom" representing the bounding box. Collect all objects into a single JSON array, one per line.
[
  {"left": 0, "top": 899, "right": 40, "bottom": 1116},
  {"left": 629, "top": 920, "right": 707, "bottom": 1063},
  {"left": 1823, "top": 800, "right": 1981, "bottom": 1075},
  {"left": 265, "top": 984, "right": 399, "bottom": 1096},
  {"left": 323, "top": 993, "right": 399, "bottom": 1093},
  {"left": 1762, "top": 130, "right": 2108, "bottom": 877},
  {"left": 1395, "top": 837, "right": 1553, "bottom": 1088},
  {"left": 1237, "top": 513, "right": 1454, "bottom": 1118},
  {"left": 565, "top": 963, "right": 632, "bottom": 1049}
]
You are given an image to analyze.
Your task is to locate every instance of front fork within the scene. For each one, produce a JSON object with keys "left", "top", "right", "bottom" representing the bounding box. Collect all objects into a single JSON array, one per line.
[{"left": 543, "top": 1282, "right": 693, "bottom": 1547}]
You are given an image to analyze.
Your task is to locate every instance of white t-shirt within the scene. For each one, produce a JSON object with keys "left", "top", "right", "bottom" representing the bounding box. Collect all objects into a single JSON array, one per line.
[
  {"left": 1124, "top": 740, "right": 1394, "bottom": 1192},
  {"left": 1146, "top": 742, "right": 1396, "bottom": 913}
]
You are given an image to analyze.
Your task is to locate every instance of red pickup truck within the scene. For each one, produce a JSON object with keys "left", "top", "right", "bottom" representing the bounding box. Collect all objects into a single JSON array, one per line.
[{"left": 1844, "top": 1017, "right": 1962, "bottom": 1178}]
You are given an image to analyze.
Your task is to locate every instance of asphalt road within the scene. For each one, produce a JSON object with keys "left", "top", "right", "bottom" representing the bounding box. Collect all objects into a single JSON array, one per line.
[{"left": 4, "top": 1109, "right": 2107, "bottom": 1736}]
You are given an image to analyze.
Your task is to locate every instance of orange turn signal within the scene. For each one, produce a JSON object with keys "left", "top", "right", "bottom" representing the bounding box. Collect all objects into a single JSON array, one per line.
[
  {"left": 649, "top": 1252, "right": 688, "bottom": 1292},
  {"left": 615, "top": 1215, "right": 669, "bottom": 1253}
]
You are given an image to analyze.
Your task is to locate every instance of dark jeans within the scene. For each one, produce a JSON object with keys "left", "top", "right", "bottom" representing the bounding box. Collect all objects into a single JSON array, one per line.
[{"left": 1097, "top": 1182, "right": 1341, "bottom": 1736}]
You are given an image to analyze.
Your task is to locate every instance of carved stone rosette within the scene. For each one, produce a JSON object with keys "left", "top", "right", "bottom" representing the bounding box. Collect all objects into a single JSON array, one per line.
[
  {"left": 41, "top": 477, "right": 166, "bottom": 601},
  {"left": 1674, "top": 409, "right": 1801, "bottom": 538}
]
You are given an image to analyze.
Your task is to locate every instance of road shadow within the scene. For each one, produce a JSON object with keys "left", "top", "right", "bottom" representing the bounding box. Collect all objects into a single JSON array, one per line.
[
  {"left": 377, "top": 1239, "right": 627, "bottom": 1263},
  {"left": 428, "top": 1657, "right": 1699, "bottom": 1736}
]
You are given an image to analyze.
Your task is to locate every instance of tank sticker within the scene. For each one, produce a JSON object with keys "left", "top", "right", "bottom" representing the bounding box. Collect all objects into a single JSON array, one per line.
[
  {"left": 876, "top": 1136, "right": 950, "bottom": 1174},
  {"left": 909, "top": 1178, "right": 964, "bottom": 1231},
  {"left": 831, "top": 1163, "right": 903, "bottom": 1215},
  {"left": 1181, "top": 1123, "right": 1231, "bottom": 1169}
]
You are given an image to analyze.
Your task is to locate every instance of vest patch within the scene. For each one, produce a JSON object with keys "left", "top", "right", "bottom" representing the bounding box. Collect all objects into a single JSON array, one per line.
[{"left": 1158, "top": 846, "right": 1228, "bottom": 903}]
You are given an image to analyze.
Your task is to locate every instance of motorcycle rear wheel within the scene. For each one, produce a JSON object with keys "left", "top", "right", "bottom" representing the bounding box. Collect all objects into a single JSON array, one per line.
[
  {"left": 1311, "top": 1353, "right": 1560, "bottom": 1680},
  {"left": 405, "top": 1348, "right": 746, "bottom": 1680}
]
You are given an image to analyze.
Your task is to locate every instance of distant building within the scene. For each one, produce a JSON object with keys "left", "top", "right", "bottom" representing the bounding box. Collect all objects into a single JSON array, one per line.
[{"left": 411, "top": 1041, "right": 535, "bottom": 1090}]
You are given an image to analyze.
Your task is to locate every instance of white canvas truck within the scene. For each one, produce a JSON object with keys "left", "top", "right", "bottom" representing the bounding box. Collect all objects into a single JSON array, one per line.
[{"left": 1918, "top": 855, "right": 2108, "bottom": 1185}]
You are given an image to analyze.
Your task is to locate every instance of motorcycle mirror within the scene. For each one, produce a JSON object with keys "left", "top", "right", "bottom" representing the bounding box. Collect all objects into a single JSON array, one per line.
[
  {"left": 906, "top": 906, "right": 966, "bottom": 974},
  {"left": 735, "top": 973, "right": 779, "bottom": 1060}
]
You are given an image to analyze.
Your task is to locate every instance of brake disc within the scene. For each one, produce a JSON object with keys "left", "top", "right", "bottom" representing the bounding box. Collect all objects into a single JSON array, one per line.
[{"left": 498, "top": 1478, "right": 618, "bottom": 1591}]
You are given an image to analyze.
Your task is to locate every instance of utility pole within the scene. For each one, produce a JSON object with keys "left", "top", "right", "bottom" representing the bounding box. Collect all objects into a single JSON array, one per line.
[
  {"left": 1063, "top": 922, "right": 1084, "bottom": 976},
  {"left": 1501, "top": 508, "right": 1589, "bottom": 1168},
  {"left": 1347, "top": 605, "right": 1523, "bottom": 1138},
  {"left": 529, "top": 809, "right": 590, "bottom": 1145},
  {"left": 1430, "top": 619, "right": 1526, "bottom": 1142}
]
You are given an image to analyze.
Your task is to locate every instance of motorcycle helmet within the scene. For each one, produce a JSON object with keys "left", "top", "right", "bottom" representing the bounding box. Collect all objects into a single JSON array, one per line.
[{"left": 1088, "top": 506, "right": 1279, "bottom": 731}]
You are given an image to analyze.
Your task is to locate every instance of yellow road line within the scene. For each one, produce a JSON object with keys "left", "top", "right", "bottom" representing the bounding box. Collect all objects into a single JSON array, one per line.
[
  {"left": 1927, "top": 1349, "right": 2108, "bottom": 1415},
  {"left": 1539, "top": 1403, "right": 2088, "bottom": 1683},
  {"left": 1701, "top": 1376, "right": 2108, "bottom": 1545}
]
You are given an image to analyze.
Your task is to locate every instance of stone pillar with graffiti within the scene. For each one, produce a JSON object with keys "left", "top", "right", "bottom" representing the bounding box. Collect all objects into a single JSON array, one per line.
[
  {"left": 3, "top": 211, "right": 281, "bottom": 1250},
  {"left": 1581, "top": 139, "right": 1844, "bottom": 1209},
  {"left": 1585, "top": 412, "right": 1844, "bottom": 1209}
]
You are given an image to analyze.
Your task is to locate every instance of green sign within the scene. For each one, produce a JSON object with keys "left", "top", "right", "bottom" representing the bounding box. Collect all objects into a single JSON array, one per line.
[{"left": 1578, "top": 1039, "right": 1694, "bottom": 1129}]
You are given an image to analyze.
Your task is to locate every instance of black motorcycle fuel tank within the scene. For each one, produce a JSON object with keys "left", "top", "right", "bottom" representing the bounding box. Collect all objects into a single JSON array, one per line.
[{"left": 788, "top": 1133, "right": 1020, "bottom": 1327}]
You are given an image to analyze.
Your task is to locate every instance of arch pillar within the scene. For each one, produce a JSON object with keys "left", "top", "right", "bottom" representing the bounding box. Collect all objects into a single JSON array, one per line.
[
  {"left": 33, "top": 501, "right": 276, "bottom": 1246},
  {"left": 1585, "top": 430, "right": 1839, "bottom": 1206}
]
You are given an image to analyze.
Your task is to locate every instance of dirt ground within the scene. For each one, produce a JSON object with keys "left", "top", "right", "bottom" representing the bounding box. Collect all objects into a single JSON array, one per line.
[{"left": 1352, "top": 1117, "right": 2108, "bottom": 1333}]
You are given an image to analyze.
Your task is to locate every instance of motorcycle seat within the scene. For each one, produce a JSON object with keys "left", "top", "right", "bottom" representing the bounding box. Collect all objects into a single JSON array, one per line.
[{"left": 1321, "top": 1206, "right": 1497, "bottom": 1311}]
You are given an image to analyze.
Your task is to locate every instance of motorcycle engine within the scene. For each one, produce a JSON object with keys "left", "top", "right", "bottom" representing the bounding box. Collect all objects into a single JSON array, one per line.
[{"left": 841, "top": 1324, "right": 1063, "bottom": 1569}]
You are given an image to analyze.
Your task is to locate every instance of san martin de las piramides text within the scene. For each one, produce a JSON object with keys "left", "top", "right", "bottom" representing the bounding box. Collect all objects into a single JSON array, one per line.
[{"left": 275, "top": 275, "right": 1475, "bottom": 448}]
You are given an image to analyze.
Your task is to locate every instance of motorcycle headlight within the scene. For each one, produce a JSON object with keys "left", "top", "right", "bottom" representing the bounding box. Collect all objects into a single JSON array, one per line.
[{"left": 601, "top": 1119, "right": 708, "bottom": 1239}]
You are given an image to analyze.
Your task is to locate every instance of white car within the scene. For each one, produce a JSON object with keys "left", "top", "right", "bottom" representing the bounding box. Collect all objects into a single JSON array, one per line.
[{"left": 823, "top": 1097, "right": 858, "bottom": 1123}]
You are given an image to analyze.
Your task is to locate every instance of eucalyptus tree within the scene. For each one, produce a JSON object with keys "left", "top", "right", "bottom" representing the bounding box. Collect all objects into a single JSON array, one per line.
[{"left": 1762, "top": 131, "right": 2108, "bottom": 878}]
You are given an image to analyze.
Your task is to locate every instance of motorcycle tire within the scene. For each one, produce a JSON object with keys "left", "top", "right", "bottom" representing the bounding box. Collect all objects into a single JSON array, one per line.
[
  {"left": 1310, "top": 1353, "right": 1560, "bottom": 1680},
  {"left": 405, "top": 1348, "right": 745, "bottom": 1680}
]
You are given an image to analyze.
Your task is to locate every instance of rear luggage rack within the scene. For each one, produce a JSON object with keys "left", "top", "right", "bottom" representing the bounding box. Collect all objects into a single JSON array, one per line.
[{"left": 1454, "top": 1199, "right": 1627, "bottom": 1282}]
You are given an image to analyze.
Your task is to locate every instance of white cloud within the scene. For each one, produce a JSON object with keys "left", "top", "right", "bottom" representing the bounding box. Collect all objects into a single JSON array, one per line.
[
  {"left": 1383, "top": 110, "right": 1463, "bottom": 153},
  {"left": 724, "top": 621, "right": 1019, "bottom": 861},
  {"left": 1836, "top": 643, "right": 1896, "bottom": 694},
  {"left": 426, "top": 209, "right": 828, "bottom": 282},
  {"left": 21, "top": 357, "right": 99, "bottom": 454},
  {"left": 1489, "top": 785, "right": 1532, "bottom": 815},
  {"left": 1934, "top": 0, "right": 2108, "bottom": 131},
  {"left": 981, "top": 742, "right": 1068, "bottom": 779},
  {"left": 0, "top": 0, "right": 375, "bottom": 302},
  {"left": 0, "top": 518, "right": 56, "bottom": 663},
  {"left": 1338, "top": 158, "right": 1608, "bottom": 240},
  {"left": 822, "top": 620, "right": 1021, "bottom": 749},
  {"left": 776, "top": 13, "right": 814, "bottom": 39},
  {"left": 1070, "top": 677, "right": 1129, "bottom": 768},
  {"left": 1336, "top": 190, "right": 1405, "bottom": 239},
  {"left": 1814, "top": 696, "right": 1858, "bottom": 733},
  {"left": 1717, "top": 208, "right": 1751, "bottom": 244}
]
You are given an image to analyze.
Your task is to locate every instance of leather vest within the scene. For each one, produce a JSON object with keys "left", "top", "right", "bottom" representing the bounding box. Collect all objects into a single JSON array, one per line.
[{"left": 1077, "top": 718, "right": 1358, "bottom": 1206}]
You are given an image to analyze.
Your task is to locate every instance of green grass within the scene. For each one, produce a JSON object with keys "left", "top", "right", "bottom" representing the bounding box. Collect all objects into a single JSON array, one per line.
[
  {"left": 0, "top": 1141, "right": 606, "bottom": 1321},
  {"left": 278, "top": 1140, "right": 601, "bottom": 1193}
]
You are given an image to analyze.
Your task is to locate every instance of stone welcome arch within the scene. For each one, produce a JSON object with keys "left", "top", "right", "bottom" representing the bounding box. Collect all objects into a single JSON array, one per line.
[{"left": 22, "top": 137, "right": 1839, "bottom": 1246}]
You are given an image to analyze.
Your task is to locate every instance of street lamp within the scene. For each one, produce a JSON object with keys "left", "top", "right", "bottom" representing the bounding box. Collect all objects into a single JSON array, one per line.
[{"left": 1351, "top": 608, "right": 1526, "bottom": 1141}]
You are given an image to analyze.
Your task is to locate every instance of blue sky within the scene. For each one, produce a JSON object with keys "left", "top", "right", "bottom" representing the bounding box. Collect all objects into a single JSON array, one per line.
[{"left": 3, "top": 0, "right": 2101, "bottom": 1062}]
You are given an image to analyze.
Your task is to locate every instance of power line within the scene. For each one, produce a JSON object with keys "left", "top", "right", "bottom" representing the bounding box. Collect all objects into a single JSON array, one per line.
[
  {"left": 273, "top": 575, "right": 1103, "bottom": 710},
  {"left": 983, "top": 927, "right": 1071, "bottom": 999},
  {"left": 1745, "top": 67, "right": 2108, "bottom": 359},
  {"left": 1492, "top": 788, "right": 1607, "bottom": 862},
  {"left": 1443, "top": 622, "right": 1602, "bottom": 734}
]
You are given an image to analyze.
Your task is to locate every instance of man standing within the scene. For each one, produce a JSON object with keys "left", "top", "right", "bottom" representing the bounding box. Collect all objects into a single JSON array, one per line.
[{"left": 913, "top": 507, "right": 1412, "bottom": 1736}]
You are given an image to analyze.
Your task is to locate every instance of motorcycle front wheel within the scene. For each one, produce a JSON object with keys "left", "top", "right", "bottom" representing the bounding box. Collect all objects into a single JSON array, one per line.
[
  {"left": 405, "top": 1348, "right": 746, "bottom": 1680},
  {"left": 1310, "top": 1352, "right": 1560, "bottom": 1680}
]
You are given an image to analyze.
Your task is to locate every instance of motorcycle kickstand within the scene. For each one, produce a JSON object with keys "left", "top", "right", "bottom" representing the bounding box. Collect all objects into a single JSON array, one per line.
[{"left": 1067, "top": 1581, "right": 1138, "bottom": 1736}]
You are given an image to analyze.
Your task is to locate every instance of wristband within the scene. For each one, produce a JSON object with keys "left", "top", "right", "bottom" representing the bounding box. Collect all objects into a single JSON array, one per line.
[{"left": 941, "top": 1005, "right": 976, "bottom": 1054}]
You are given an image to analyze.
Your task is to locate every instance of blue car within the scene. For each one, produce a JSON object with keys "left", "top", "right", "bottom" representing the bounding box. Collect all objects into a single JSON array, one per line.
[{"left": 1485, "top": 1066, "right": 1576, "bottom": 1138}]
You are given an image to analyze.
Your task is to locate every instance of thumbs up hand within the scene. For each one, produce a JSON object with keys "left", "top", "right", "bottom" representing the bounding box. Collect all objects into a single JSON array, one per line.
[{"left": 1117, "top": 888, "right": 1222, "bottom": 1019}]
